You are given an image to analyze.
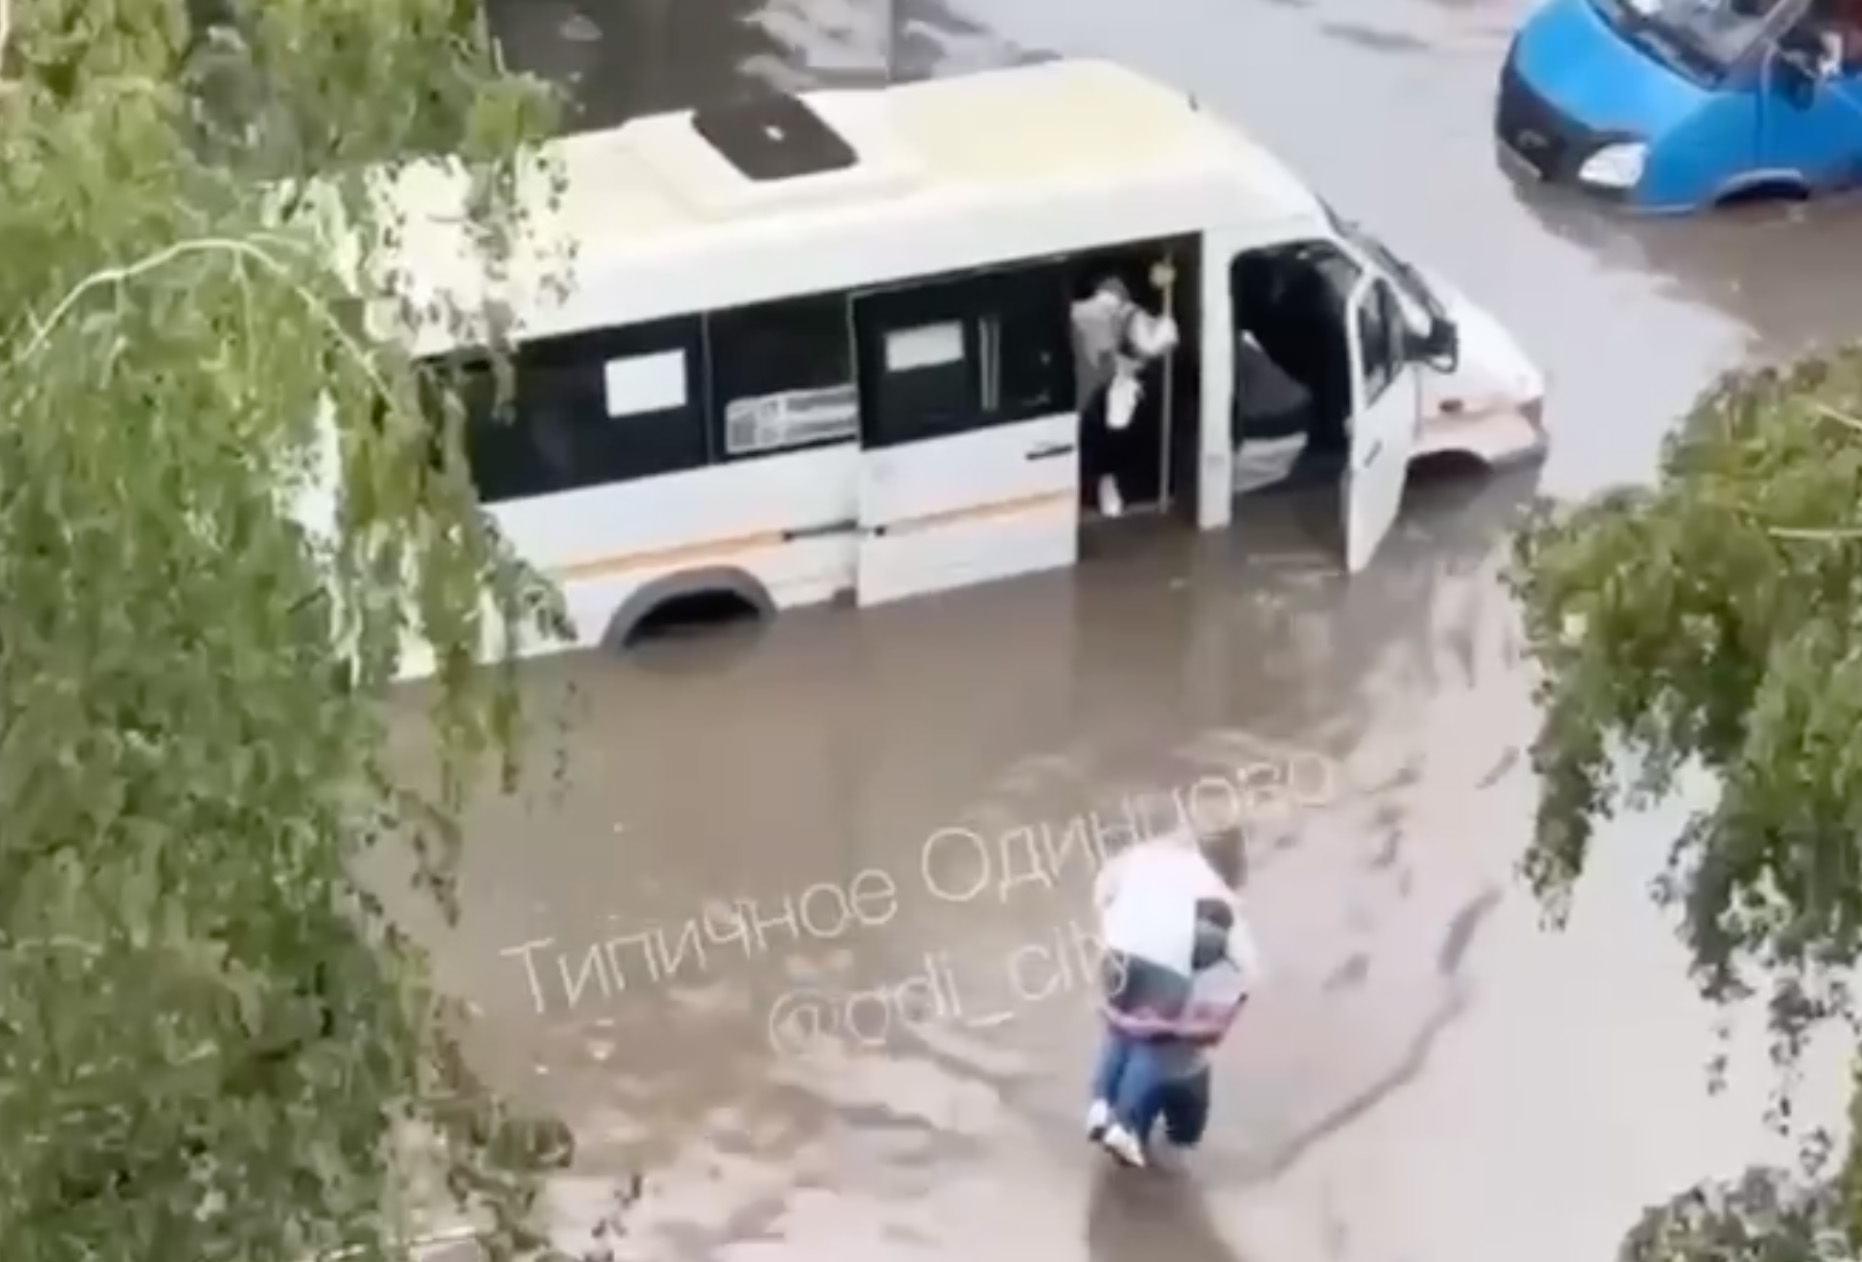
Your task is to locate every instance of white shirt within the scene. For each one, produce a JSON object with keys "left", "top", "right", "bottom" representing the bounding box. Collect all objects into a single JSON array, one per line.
[
  {"left": 1069, "top": 288, "right": 1181, "bottom": 408},
  {"left": 1093, "top": 834, "right": 1254, "bottom": 979},
  {"left": 1097, "top": 853, "right": 1262, "bottom": 1080},
  {"left": 1070, "top": 288, "right": 1129, "bottom": 402}
]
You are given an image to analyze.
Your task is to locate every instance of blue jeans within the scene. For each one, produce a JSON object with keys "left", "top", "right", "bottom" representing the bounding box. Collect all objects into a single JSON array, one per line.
[
  {"left": 1133, "top": 1067, "right": 1211, "bottom": 1147},
  {"left": 1091, "top": 1027, "right": 1161, "bottom": 1126},
  {"left": 1087, "top": 1027, "right": 1214, "bottom": 1146},
  {"left": 1091, "top": 1028, "right": 1211, "bottom": 1147}
]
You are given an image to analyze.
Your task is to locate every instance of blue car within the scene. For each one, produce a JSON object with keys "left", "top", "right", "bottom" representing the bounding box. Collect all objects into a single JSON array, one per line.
[{"left": 1496, "top": 0, "right": 1862, "bottom": 211}]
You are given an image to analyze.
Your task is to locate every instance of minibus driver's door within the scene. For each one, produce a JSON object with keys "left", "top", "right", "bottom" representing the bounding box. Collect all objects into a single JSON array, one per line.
[
  {"left": 852, "top": 268, "right": 1080, "bottom": 607},
  {"left": 1343, "top": 271, "right": 1422, "bottom": 573}
]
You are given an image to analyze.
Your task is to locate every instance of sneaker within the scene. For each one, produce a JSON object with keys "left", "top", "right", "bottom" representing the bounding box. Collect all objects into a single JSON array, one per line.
[
  {"left": 1085, "top": 1100, "right": 1110, "bottom": 1141},
  {"left": 1098, "top": 475, "right": 1123, "bottom": 518},
  {"left": 1100, "top": 1123, "right": 1147, "bottom": 1169}
]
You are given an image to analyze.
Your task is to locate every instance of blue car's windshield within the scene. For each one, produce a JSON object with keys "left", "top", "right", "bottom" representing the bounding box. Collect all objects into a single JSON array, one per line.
[{"left": 1588, "top": 0, "right": 1783, "bottom": 83}]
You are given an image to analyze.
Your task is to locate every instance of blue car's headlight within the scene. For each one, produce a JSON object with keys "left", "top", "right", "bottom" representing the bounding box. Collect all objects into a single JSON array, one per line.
[{"left": 1577, "top": 141, "right": 1647, "bottom": 189}]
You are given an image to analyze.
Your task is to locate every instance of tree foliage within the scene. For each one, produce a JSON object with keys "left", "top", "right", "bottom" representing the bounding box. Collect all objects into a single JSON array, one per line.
[
  {"left": 1619, "top": 1159, "right": 1852, "bottom": 1262},
  {"left": 1508, "top": 348, "right": 1862, "bottom": 1260},
  {"left": 0, "top": 1, "right": 579, "bottom": 1259}
]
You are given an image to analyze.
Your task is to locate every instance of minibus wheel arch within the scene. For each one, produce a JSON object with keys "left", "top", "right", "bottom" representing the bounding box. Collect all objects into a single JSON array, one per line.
[{"left": 600, "top": 568, "right": 775, "bottom": 652}]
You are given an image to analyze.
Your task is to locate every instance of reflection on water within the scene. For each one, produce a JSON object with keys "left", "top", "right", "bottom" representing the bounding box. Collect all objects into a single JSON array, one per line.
[{"left": 1506, "top": 186, "right": 1862, "bottom": 366}]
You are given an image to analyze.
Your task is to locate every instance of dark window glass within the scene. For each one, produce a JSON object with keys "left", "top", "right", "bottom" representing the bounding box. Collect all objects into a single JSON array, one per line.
[
  {"left": 444, "top": 317, "right": 707, "bottom": 504},
  {"left": 879, "top": 318, "right": 977, "bottom": 441},
  {"left": 416, "top": 356, "right": 524, "bottom": 499},
  {"left": 1354, "top": 280, "right": 1402, "bottom": 402},
  {"left": 857, "top": 263, "right": 1071, "bottom": 449},
  {"left": 706, "top": 293, "right": 857, "bottom": 458},
  {"left": 858, "top": 282, "right": 980, "bottom": 449},
  {"left": 1305, "top": 245, "right": 1362, "bottom": 314},
  {"left": 982, "top": 267, "right": 1071, "bottom": 420},
  {"left": 1377, "top": 281, "right": 1407, "bottom": 377}
]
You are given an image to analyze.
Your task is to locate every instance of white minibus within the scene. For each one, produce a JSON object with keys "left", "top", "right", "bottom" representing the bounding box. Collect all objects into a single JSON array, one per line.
[{"left": 373, "top": 58, "right": 1547, "bottom": 669}]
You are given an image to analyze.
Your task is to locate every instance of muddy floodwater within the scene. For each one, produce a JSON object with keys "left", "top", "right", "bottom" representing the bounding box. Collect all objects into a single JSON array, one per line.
[{"left": 388, "top": 0, "right": 1862, "bottom": 1258}]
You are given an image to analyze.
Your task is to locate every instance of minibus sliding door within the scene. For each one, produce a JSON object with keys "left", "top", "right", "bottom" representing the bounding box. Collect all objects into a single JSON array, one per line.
[{"left": 851, "top": 267, "right": 1079, "bottom": 607}]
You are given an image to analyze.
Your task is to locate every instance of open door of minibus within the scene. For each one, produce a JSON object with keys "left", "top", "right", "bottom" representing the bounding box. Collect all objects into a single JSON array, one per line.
[
  {"left": 1342, "top": 272, "right": 1422, "bottom": 573},
  {"left": 851, "top": 274, "right": 1080, "bottom": 607}
]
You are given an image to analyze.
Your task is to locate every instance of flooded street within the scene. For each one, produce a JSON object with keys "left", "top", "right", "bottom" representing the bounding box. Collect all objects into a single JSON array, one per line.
[{"left": 396, "top": 0, "right": 1862, "bottom": 1258}]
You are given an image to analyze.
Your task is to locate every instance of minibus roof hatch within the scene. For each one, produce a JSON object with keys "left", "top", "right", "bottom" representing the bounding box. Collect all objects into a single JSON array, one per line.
[{"left": 690, "top": 94, "right": 859, "bottom": 182}]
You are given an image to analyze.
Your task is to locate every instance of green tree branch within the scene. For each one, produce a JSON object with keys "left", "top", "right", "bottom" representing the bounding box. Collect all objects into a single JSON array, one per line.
[
  {"left": 0, "top": 0, "right": 582, "bottom": 1259},
  {"left": 1509, "top": 349, "right": 1862, "bottom": 1260}
]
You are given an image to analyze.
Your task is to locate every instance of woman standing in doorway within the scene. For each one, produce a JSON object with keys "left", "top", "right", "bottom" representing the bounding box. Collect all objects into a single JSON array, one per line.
[{"left": 1070, "top": 273, "right": 1179, "bottom": 518}]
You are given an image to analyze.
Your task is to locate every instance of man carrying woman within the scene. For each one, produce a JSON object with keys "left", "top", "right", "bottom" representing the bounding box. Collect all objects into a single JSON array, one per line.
[{"left": 1088, "top": 827, "right": 1260, "bottom": 1168}]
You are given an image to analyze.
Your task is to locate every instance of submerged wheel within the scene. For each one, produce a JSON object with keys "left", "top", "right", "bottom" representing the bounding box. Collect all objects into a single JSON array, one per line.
[
  {"left": 1713, "top": 179, "right": 1809, "bottom": 209},
  {"left": 599, "top": 567, "right": 775, "bottom": 654}
]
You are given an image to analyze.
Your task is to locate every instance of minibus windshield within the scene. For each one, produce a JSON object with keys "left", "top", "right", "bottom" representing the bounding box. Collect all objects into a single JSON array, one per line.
[
  {"left": 1587, "top": 0, "right": 1781, "bottom": 82},
  {"left": 1323, "top": 204, "right": 1448, "bottom": 332}
]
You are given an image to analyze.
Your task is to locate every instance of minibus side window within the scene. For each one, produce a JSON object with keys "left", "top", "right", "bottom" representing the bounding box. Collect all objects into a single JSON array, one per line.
[
  {"left": 872, "top": 316, "right": 978, "bottom": 444},
  {"left": 706, "top": 292, "right": 858, "bottom": 459},
  {"left": 858, "top": 280, "right": 982, "bottom": 448},
  {"left": 417, "top": 356, "right": 509, "bottom": 494},
  {"left": 1355, "top": 281, "right": 1404, "bottom": 403},
  {"left": 857, "top": 264, "right": 1070, "bottom": 448},
  {"left": 981, "top": 267, "right": 1072, "bottom": 421},
  {"left": 458, "top": 315, "right": 709, "bottom": 503}
]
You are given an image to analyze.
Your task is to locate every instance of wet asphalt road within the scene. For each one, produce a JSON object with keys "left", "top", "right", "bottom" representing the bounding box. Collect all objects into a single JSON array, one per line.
[{"left": 390, "top": 0, "right": 1862, "bottom": 1259}]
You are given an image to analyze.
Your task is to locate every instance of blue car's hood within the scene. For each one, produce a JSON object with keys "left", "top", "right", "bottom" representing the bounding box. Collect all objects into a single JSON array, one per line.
[{"left": 1514, "top": 0, "right": 1710, "bottom": 136}]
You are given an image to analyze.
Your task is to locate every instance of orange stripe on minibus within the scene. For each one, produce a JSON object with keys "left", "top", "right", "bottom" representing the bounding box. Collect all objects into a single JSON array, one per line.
[
  {"left": 551, "top": 489, "right": 1070, "bottom": 580},
  {"left": 553, "top": 528, "right": 786, "bottom": 581},
  {"left": 879, "top": 489, "right": 1073, "bottom": 537}
]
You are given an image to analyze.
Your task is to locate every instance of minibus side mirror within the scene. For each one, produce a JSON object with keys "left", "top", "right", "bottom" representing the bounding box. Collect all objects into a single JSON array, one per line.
[{"left": 1413, "top": 317, "right": 1459, "bottom": 372}]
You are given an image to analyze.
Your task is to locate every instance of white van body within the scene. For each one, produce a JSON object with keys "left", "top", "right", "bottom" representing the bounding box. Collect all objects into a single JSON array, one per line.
[{"left": 366, "top": 58, "right": 1546, "bottom": 674}]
